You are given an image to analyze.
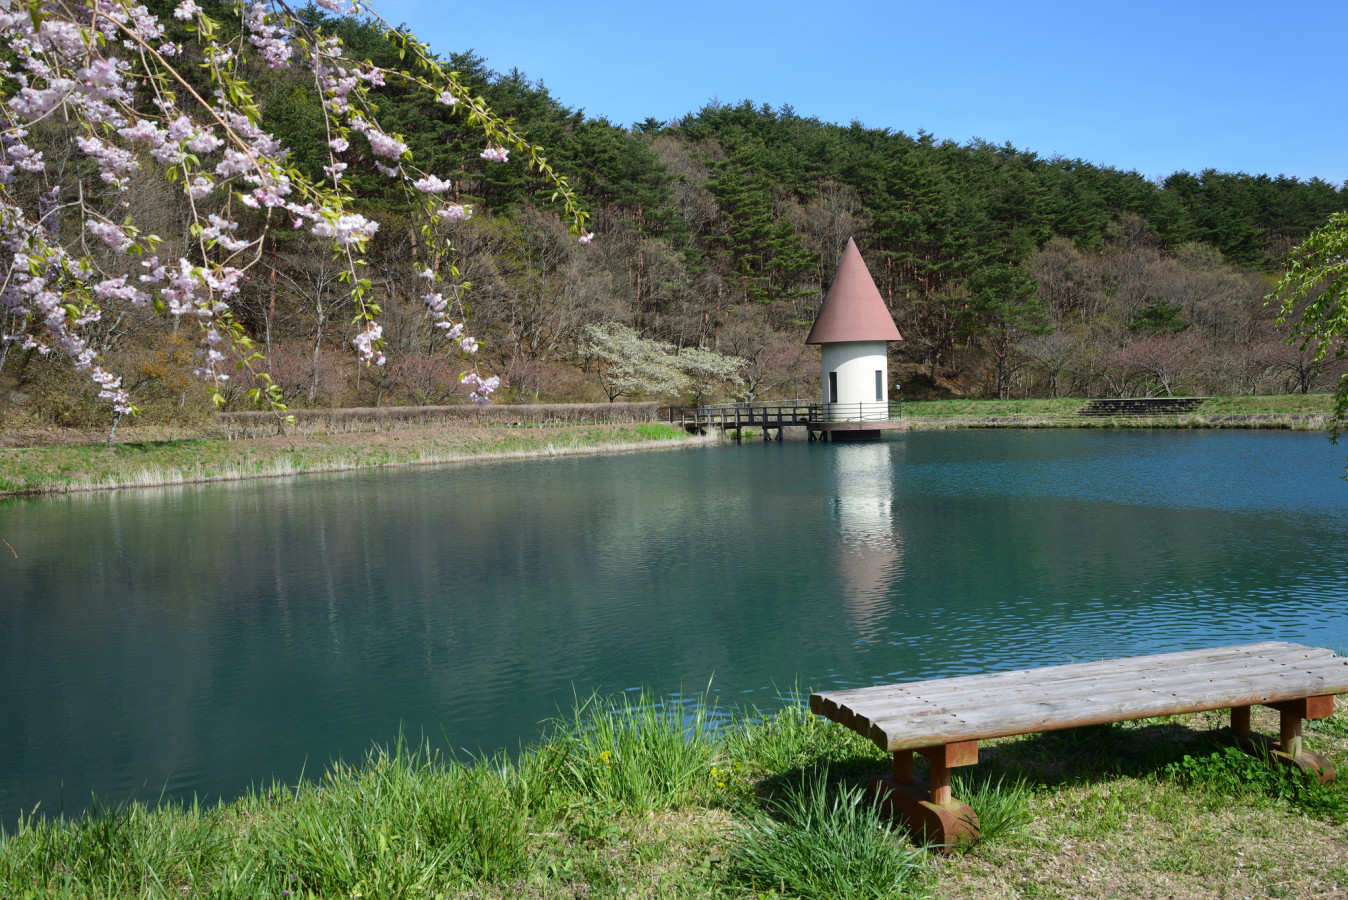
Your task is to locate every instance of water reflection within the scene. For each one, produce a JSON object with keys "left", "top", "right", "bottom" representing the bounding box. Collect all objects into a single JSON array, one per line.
[
  {"left": 829, "top": 443, "right": 904, "bottom": 643},
  {"left": 2, "top": 429, "right": 1347, "bottom": 820}
]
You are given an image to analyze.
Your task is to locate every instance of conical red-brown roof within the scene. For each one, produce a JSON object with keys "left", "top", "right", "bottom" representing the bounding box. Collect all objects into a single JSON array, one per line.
[{"left": 805, "top": 238, "right": 902, "bottom": 344}]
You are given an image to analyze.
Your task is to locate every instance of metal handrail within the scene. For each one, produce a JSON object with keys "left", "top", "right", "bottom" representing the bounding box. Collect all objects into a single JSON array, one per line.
[
  {"left": 817, "top": 401, "right": 893, "bottom": 422},
  {"left": 666, "top": 398, "right": 903, "bottom": 428}
]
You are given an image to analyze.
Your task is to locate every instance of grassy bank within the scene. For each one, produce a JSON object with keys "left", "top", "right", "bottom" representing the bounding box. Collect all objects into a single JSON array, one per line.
[
  {"left": 901, "top": 394, "right": 1336, "bottom": 431},
  {"left": 2, "top": 393, "right": 1341, "bottom": 497},
  {"left": 0, "top": 422, "right": 707, "bottom": 497},
  {"left": 1, "top": 695, "right": 1344, "bottom": 899}
]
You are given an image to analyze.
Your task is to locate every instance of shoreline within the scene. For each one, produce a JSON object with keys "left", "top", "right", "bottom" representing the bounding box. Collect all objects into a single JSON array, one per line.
[
  {"left": 0, "top": 423, "right": 716, "bottom": 499},
  {"left": 2, "top": 405, "right": 1339, "bottom": 499}
]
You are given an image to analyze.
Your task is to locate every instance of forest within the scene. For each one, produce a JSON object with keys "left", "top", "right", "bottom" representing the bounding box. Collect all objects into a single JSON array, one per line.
[{"left": 4, "top": 1, "right": 1346, "bottom": 428}]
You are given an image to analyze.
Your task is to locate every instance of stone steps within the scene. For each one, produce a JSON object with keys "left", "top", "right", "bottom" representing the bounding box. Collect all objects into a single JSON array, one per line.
[{"left": 1077, "top": 397, "right": 1208, "bottom": 417}]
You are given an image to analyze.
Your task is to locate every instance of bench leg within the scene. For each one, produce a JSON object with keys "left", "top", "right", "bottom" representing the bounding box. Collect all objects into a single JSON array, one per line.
[
  {"left": 1230, "top": 697, "right": 1336, "bottom": 784},
  {"left": 869, "top": 742, "right": 980, "bottom": 851},
  {"left": 1231, "top": 705, "right": 1251, "bottom": 738},
  {"left": 893, "top": 749, "right": 913, "bottom": 784}
]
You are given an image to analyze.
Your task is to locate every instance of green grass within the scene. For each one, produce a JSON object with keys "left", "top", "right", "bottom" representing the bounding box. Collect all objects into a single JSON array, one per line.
[
  {"left": 544, "top": 691, "right": 718, "bottom": 815},
  {"left": 731, "top": 768, "right": 929, "bottom": 900},
  {"left": 901, "top": 398, "right": 1087, "bottom": 418},
  {"left": 1162, "top": 745, "right": 1348, "bottom": 818},
  {"left": 902, "top": 394, "right": 1335, "bottom": 419},
  {"left": 1198, "top": 394, "right": 1336, "bottom": 415},
  {"left": 722, "top": 702, "right": 885, "bottom": 777},
  {"left": 0, "top": 422, "right": 702, "bottom": 497},
  {"left": 952, "top": 773, "right": 1035, "bottom": 845},
  {"left": 2, "top": 699, "right": 1345, "bottom": 899}
]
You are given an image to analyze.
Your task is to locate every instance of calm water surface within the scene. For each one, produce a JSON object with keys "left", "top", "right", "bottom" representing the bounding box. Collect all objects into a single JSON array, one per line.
[{"left": 2, "top": 429, "right": 1347, "bottom": 819}]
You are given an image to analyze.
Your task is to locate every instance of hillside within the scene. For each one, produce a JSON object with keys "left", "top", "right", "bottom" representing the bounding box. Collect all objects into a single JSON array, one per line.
[{"left": 3, "top": 3, "right": 1345, "bottom": 429}]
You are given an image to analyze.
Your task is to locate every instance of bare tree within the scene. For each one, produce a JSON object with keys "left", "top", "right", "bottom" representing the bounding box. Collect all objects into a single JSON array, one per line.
[
  {"left": 1105, "top": 333, "right": 1204, "bottom": 397},
  {"left": 1019, "top": 330, "right": 1080, "bottom": 398},
  {"left": 268, "top": 239, "right": 351, "bottom": 404}
]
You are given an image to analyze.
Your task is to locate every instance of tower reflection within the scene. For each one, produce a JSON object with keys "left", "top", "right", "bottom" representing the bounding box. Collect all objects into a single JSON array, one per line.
[{"left": 829, "top": 442, "right": 904, "bottom": 642}]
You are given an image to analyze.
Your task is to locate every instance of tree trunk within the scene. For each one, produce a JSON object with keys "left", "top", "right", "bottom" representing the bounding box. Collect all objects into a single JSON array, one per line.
[
  {"left": 309, "top": 309, "right": 324, "bottom": 404},
  {"left": 266, "top": 237, "right": 277, "bottom": 352}
]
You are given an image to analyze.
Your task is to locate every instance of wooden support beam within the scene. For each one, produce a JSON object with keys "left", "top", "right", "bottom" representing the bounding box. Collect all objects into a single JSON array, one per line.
[
  {"left": 1280, "top": 708, "right": 1302, "bottom": 758},
  {"left": 919, "top": 740, "right": 979, "bottom": 770},
  {"left": 893, "top": 750, "right": 913, "bottom": 784},
  {"left": 927, "top": 757, "right": 952, "bottom": 806},
  {"left": 1232, "top": 701, "right": 1336, "bottom": 784},
  {"left": 1268, "top": 695, "right": 1336, "bottom": 720},
  {"left": 1231, "top": 705, "right": 1251, "bottom": 737}
]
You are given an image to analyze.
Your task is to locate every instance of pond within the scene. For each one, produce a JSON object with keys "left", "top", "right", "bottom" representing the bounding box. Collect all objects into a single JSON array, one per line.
[{"left": 2, "top": 429, "right": 1347, "bottom": 821}]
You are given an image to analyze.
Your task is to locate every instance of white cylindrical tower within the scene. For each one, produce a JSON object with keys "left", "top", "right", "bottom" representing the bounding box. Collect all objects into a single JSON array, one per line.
[
  {"left": 806, "top": 239, "right": 902, "bottom": 422},
  {"left": 820, "top": 341, "right": 889, "bottom": 414}
]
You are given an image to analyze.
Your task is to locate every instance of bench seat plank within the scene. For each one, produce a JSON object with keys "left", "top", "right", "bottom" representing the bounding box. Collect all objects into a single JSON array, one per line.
[
  {"left": 833, "top": 656, "right": 1343, "bottom": 724},
  {"left": 816, "top": 642, "right": 1325, "bottom": 710},
  {"left": 819, "top": 652, "right": 1336, "bottom": 722},
  {"left": 811, "top": 642, "right": 1348, "bottom": 752}
]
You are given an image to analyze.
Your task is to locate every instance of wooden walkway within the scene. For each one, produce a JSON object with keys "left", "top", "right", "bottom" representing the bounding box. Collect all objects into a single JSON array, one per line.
[
  {"left": 811, "top": 642, "right": 1347, "bottom": 847},
  {"left": 667, "top": 401, "right": 904, "bottom": 442}
]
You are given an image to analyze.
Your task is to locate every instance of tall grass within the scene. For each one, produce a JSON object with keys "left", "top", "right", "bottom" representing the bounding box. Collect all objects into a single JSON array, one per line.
[
  {"left": 4, "top": 694, "right": 1346, "bottom": 897},
  {"left": 731, "top": 767, "right": 929, "bottom": 900},
  {"left": 723, "top": 701, "right": 885, "bottom": 776},
  {"left": 0, "top": 741, "right": 539, "bottom": 898},
  {"left": 544, "top": 691, "right": 718, "bottom": 814},
  {"left": 2, "top": 695, "right": 885, "bottom": 897},
  {"left": 952, "top": 773, "right": 1035, "bottom": 845}
]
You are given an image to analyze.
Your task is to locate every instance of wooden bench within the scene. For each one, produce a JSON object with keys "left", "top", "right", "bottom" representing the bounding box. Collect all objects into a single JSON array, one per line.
[{"left": 809, "top": 642, "right": 1348, "bottom": 847}]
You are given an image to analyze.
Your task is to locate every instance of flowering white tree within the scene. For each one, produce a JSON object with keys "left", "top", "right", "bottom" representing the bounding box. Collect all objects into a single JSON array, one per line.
[
  {"left": 674, "top": 344, "right": 744, "bottom": 406},
  {"left": 582, "top": 322, "right": 744, "bottom": 405},
  {"left": 0, "top": 0, "right": 591, "bottom": 436},
  {"left": 582, "top": 322, "right": 686, "bottom": 403}
]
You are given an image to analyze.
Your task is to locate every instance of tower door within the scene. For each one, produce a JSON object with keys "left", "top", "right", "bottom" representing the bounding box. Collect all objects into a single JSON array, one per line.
[{"left": 828, "top": 371, "right": 838, "bottom": 404}]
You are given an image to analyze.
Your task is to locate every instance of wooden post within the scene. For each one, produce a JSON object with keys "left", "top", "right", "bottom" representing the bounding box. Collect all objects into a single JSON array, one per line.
[
  {"left": 918, "top": 742, "right": 976, "bottom": 805},
  {"left": 893, "top": 750, "right": 913, "bottom": 784},
  {"left": 1231, "top": 705, "right": 1251, "bottom": 737},
  {"left": 1234, "top": 697, "right": 1336, "bottom": 783},
  {"left": 1280, "top": 708, "right": 1302, "bottom": 758},
  {"left": 869, "top": 741, "right": 980, "bottom": 850},
  {"left": 928, "top": 758, "right": 951, "bottom": 806}
]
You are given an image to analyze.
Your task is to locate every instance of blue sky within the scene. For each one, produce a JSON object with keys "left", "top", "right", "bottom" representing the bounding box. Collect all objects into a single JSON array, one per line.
[{"left": 371, "top": 0, "right": 1347, "bottom": 184}]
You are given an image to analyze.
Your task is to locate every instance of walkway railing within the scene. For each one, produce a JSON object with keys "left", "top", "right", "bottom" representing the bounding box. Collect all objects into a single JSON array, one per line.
[
  {"left": 816, "top": 401, "right": 896, "bottom": 422},
  {"left": 665, "top": 399, "right": 902, "bottom": 430}
]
